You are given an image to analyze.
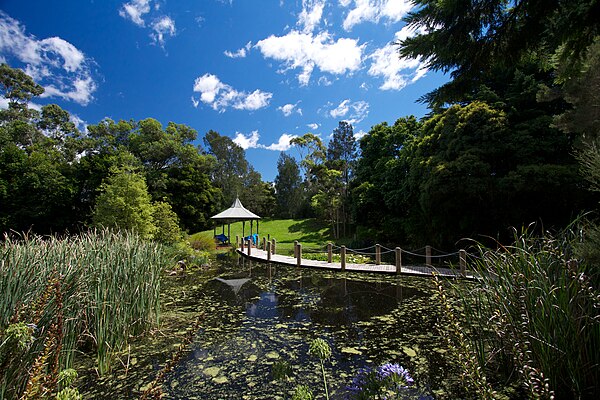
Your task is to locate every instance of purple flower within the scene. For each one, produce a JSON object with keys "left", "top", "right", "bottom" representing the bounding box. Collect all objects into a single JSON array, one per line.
[{"left": 377, "top": 363, "right": 414, "bottom": 387}]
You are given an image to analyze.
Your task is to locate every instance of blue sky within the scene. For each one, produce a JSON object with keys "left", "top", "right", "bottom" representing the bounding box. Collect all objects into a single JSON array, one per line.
[{"left": 0, "top": 0, "right": 447, "bottom": 181}]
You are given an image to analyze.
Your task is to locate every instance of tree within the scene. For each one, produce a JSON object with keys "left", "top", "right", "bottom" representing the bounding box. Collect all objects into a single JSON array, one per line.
[
  {"left": 351, "top": 117, "right": 421, "bottom": 242},
  {"left": 0, "top": 63, "right": 44, "bottom": 123},
  {"left": 274, "top": 153, "right": 302, "bottom": 218},
  {"left": 399, "top": 0, "right": 600, "bottom": 108},
  {"left": 152, "top": 201, "right": 182, "bottom": 245},
  {"left": 92, "top": 153, "right": 156, "bottom": 240},
  {"left": 203, "top": 130, "right": 249, "bottom": 207},
  {"left": 402, "top": 101, "right": 586, "bottom": 247},
  {"left": 327, "top": 121, "right": 358, "bottom": 236}
]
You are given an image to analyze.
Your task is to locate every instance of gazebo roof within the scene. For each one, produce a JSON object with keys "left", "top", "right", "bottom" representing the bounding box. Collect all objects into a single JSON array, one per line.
[{"left": 210, "top": 198, "right": 261, "bottom": 221}]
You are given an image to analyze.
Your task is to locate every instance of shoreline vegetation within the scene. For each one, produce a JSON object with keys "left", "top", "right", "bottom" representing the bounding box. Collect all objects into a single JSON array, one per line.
[
  {"left": 1, "top": 221, "right": 598, "bottom": 398},
  {"left": 0, "top": 230, "right": 168, "bottom": 399}
]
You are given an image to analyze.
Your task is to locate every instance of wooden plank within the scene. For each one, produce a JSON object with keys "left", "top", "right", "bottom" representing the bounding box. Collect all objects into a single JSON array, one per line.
[{"left": 236, "top": 248, "right": 476, "bottom": 279}]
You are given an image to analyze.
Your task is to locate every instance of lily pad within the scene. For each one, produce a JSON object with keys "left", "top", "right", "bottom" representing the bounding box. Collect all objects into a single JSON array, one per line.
[
  {"left": 403, "top": 347, "right": 417, "bottom": 357},
  {"left": 203, "top": 366, "right": 221, "bottom": 377},
  {"left": 212, "top": 376, "right": 229, "bottom": 384},
  {"left": 341, "top": 347, "right": 363, "bottom": 355}
]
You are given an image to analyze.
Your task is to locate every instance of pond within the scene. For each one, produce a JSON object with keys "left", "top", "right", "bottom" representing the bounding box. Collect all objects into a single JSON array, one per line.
[{"left": 161, "top": 252, "right": 465, "bottom": 399}]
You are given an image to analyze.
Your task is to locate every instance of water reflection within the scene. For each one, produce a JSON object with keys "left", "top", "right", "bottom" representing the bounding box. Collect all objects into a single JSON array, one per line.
[{"left": 164, "top": 254, "right": 446, "bottom": 399}]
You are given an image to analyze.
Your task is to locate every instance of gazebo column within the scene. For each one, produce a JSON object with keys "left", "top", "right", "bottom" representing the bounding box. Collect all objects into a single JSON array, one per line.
[
  {"left": 257, "top": 219, "right": 259, "bottom": 234},
  {"left": 242, "top": 221, "right": 246, "bottom": 238},
  {"left": 228, "top": 223, "right": 231, "bottom": 241},
  {"left": 250, "top": 220, "right": 253, "bottom": 237}
]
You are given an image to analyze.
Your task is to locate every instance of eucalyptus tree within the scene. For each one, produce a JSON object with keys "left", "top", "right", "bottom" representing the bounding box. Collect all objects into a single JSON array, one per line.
[
  {"left": 203, "top": 129, "right": 249, "bottom": 207},
  {"left": 274, "top": 152, "right": 303, "bottom": 218}
]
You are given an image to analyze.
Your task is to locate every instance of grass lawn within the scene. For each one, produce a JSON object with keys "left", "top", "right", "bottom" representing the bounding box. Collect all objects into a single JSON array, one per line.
[{"left": 189, "top": 218, "right": 333, "bottom": 255}]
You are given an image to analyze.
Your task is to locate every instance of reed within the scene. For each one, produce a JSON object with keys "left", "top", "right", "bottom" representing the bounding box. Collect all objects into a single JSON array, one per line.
[
  {"left": 0, "top": 229, "right": 169, "bottom": 398},
  {"left": 449, "top": 227, "right": 600, "bottom": 399}
]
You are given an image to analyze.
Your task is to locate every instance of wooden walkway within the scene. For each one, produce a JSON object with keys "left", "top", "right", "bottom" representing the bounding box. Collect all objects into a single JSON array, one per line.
[{"left": 236, "top": 247, "right": 477, "bottom": 279}]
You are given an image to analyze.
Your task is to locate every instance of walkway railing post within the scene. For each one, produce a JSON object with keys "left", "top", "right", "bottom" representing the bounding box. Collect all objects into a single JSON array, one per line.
[
  {"left": 247, "top": 240, "right": 251, "bottom": 256},
  {"left": 262, "top": 236, "right": 266, "bottom": 251},
  {"left": 395, "top": 247, "right": 402, "bottom": 274},
  {"left": 294, "top": 240, "right": 299, "bottom": 258},
  {"left": 341, "top": 246, "right": 346, "bottom": 271},
  {"left": 297, "top": 243, "right": 302, "bottom": 267},
  {"left": 241, "top": 238, "right": 245, "bottom": 251},
  {"left": 267, "top": 241, "right": 272, "bottom": 262},
  {"left": 271, "top": 238, "right": 276, "bottom": 255},
  {"left": 327, "top": 242, "right": 332, "bottom": 263},
  {"left": 375, "top": 244, "right": 381, "bottom": 265},
  {"left": 426, "top": 245, "right": 432, "bottom": 266},
  {"left": 236, "top": 235, "right": 239, "bottom": 249},
  {"left": 459, "top": 249, "right": 467, "bottom": 277}
]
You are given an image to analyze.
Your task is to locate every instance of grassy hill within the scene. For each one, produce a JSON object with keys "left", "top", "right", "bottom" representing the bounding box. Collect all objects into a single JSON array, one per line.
[{"left": 189, "top": 218, "right": 332, "bottom": 255}]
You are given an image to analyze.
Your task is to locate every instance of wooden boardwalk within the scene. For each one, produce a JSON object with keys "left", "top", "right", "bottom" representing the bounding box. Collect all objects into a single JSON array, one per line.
[{"left": 236, "top": 247, "right": 477, "bottom": 279}]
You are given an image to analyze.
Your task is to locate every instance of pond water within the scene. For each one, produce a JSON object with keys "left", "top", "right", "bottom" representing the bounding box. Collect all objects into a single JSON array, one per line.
[{"left": 162, "top": 253, "right": 465, "bottom": 399}]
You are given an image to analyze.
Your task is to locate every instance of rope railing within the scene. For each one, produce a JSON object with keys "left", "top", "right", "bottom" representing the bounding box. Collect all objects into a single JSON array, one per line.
[{"left": 241, "top": 234, "right": 471, "bottom": 278}]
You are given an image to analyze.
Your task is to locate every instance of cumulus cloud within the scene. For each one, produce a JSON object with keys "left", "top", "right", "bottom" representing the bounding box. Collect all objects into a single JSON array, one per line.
[
  {"left": 255, "top": 30, "right": 364, "bottom": 86},
  {"left": 307, "top": 123, "right": 319, "bottom": 130},
  {"left": 278, "top": 102, "right": 302, "bottom": 117},
  {"left": 298, "top": 0, "right": 325, "bottom": 33},
  {"left": 329, "top": 99, "right": 369, "bottom": 124},
  {"left": 233, "top": 131, "right": 297, "bottom": 151},
  {"left": 233, "top": 130, "right": 261, "bottom": 149},
  {"left": 341, "top": 0, "right": 413, "bottom": 30},
  {"left": 367, "top": 25, "right": 428, "bottom": 90},
  {"left": 0, "top": 12, "right": 97, "bottom": 105},
  {"left": 192, "top": 73, "right": 273, "bottom": 112},
  {"left": 224, "top": 41, "right": 252, "bottom": 58},
  {"left": 119, "top": 0, "right": 151, "bottom": 26}
]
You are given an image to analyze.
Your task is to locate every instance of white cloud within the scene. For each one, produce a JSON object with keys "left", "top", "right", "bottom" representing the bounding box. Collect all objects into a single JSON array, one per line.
[
  {"left": 367, "top": 25, "right": 428, "bottom": 90},
  {"left": 232, "top": 131, "right": 297, "bottom": 151},
  {"left": 150, "top": 16, "right": 176, "bottom": 47},
  {"left": 119, "top": 0, "right": 151, "bottom": 27},
  {"left": 224, "top": 41, "right": 252, "bottom": 58},
  {"left": 192, "top": 73, "right": 273, "bottom": 112},
  {"left": 354, "top": 129, "right": 367, "bottom": 140},
  {"left": 0, "top": 12, "right": 96, "bottom": 106},
  {"left": 329, "top": 99, "right": 369, "bottom": 124},
  {"left": 341, "top": 0, "right": 413, "bottom": 30},
  {"left": 233, "top": 130, "right": 261, "bottom": 149},
  {"left": 255, "top": 30, "right": 363, "bottom": 86},
  {"left": 265, "top": 133, "right": 297, "bottom": 151},
  {"left": 298, "top": 0, "right": 325, "bottom": 33},
  {"left": 119, "top": 1, "right": 176, "bottom": 47},
  {"left": 70, "top": 113, "right": 88, "bottom": 134},
  {"left": 278, "top": 102, "right": 302, "bottom": 117},
  {"left": 318, "top": 76, "right": 333, "bottom": 86},
  {"left": 307, "top": 123, "right": 319, "bottom": 130}
]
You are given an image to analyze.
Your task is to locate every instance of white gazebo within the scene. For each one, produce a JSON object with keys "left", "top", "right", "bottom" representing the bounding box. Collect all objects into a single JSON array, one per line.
[{"left": 210, "top": 197, "right": 261, "bottom": 244}]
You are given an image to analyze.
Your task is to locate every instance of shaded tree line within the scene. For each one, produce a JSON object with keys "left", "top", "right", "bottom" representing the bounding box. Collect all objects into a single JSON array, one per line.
[{"left": 273, "top": 0, "right": 599, "bottom": 249}]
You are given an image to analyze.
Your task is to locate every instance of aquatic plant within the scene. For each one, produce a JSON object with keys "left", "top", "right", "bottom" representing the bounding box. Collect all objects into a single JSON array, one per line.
[
  {"left": 292, "top": 384, "right": 314, "bottom": 400},
  {"left": 309, "top": 338, "right": 332, "bottom": 400},
  {"left": 0, "top": 230, "right": 169, "bottom": 398},
  {"left": 445, "top": 227, "right": 600, "bottom": 398},
  {"left": 346, "top": 363, "right": 431, "bottom": 400}
]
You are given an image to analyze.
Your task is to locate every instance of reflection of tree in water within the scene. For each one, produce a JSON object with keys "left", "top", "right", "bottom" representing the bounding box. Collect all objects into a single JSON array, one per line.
[{"left": 263, "top": 274, "right": 427, "bottom": 328}]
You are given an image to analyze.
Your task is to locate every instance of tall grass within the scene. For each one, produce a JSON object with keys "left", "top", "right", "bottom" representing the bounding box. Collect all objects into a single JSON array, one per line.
[
  {"left": 444, "top": 228, "right": 600, "bottom": 399},
  {"left": 0, "top": 230, "right": 168, "bottom": 399}
]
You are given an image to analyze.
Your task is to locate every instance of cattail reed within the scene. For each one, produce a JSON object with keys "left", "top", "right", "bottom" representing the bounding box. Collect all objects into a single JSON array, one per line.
[{"left": 0, "top": 229, "right": 169, "bottom": 398}]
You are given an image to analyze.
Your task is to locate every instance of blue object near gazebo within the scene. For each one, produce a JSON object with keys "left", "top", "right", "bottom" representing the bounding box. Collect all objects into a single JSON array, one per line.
[{"left": 210, "top": 198, "right": 261, "bottom": 245}]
